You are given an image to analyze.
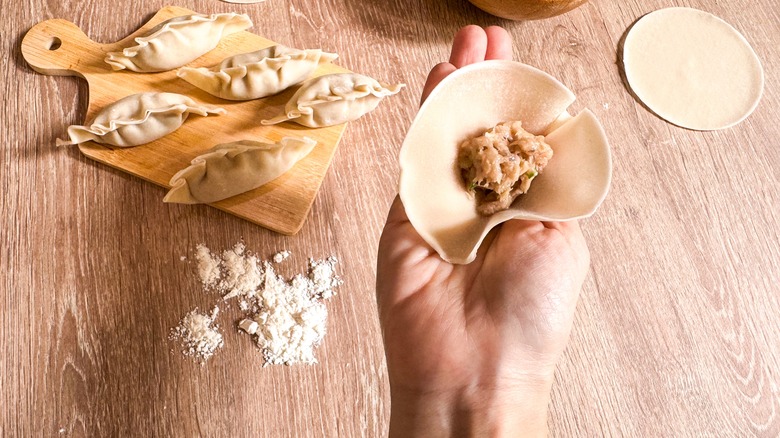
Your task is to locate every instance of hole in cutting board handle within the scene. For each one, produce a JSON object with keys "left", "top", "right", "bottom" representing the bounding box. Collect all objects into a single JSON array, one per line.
[
  {"left": 48, "top": 37, "right": 62, "bottom": 50},
  {"left": 22, "top": 18, "right": 103, "bottom": 77}
]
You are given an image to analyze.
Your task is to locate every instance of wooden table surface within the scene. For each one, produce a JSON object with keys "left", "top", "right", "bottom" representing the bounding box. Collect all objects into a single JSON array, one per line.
[{"left": 3, "top": 0, "right": 779, "bottom": 436}]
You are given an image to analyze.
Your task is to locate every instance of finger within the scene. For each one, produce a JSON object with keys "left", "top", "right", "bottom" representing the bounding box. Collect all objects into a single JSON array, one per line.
[
  {"left": 449, "top": 25, "right": 488, "bottom": 68},
  {"left": 540, "top": 219, "right": 579, "bottom": 233},
  {"left": 542, "top": 220, "right": 590, "bottom": 264},
  {"left": 484, "top": 26, "right": 513, "bottom": 60},
  {"left": 385, "top": 195, "right": 410, "bottom": 226},
  {"left": 501, "top": 218, "right": 547, "bottom": 234},
  {"left": 376, "top": 196, "right": 438, "bottom": 310},
  {"left": 541, "top": 219, "right": 583, "bottom": 243},
  {"left": 420, "top": 62, "right": 456, "bottom": 105},
  {"left": 379, "top": 195, "right": 433, "bottom": 258}
]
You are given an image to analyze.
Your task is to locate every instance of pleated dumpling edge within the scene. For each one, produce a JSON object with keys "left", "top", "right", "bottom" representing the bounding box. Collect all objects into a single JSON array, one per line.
[
  {"left": 176, "top": 45, "right": 339, "bottom": 100},
  {"left": 164, "top": 136, "right": 318, "bottom": 204},
  {"left": 261, "top": 73, "right": 405, "bottom": 128},
  {"left": 104, "top": 13, "right": 253, "bottom": 73},
  {"left": 56, "top": 92, "right": 226, "bottom": 147}
]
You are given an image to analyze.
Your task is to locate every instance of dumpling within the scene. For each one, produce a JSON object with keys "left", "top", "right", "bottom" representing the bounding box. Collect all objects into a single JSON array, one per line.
[
  {"left": 105, "top": 13, "right": 253, "bottom": 72},
  {"left": 164, "top": 137, "right": 317, "bottom": 204},
  {"left": 177, "top": 45, "right": 338, "bottom": 100},
  {"left": 57, "top": 92, "right": 226, "bottom": 147},
  {"left": 261, "top": 73, "right": 405, "bottom": 128},
  {"left": 399, "top": 60, "right": 611, "bottom": 264}
]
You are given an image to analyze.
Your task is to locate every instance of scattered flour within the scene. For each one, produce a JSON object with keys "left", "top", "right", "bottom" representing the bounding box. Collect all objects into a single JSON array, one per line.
[
  {"left": 174, "top": 243, "right": 342, "bottom": 366},
  {"left": 239, "top": 261, "right": 340, "bottom": 365},
  {"left": 195, "top": 244, "right": 221, "bottom": 289},
  {"left": 273, "top": 250, "right": 291, "bottom": 263},
  {"left": 238, "top": 318, "right": 259, "bottom": 334},
  {"left": 219, "top": 243, "right": 263, "bottom": 300},
  {"left": 171, "top": 307, "right": 224, "bottom": 363},
  {"left": 309, "top": 257, "right": 341, "bottom": 299}
]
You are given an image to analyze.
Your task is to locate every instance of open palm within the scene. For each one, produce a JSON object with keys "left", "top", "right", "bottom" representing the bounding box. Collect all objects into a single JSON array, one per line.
[
  {"left": 376, "top": 26, "right": 590, "bottom": 436},
  {"left": 378, "top": 198, "right": 589, "bottom": 390}
]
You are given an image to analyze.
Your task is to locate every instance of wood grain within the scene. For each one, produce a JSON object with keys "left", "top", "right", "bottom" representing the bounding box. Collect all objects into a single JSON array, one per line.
[
  {"left": 21, "top": 5, "right": 352, "bottom": 235},
  {"left": 3, "top": 0, "right": 779, "bottom": 437}
]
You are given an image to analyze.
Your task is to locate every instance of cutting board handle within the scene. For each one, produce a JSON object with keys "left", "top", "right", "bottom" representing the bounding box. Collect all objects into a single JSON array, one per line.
[{"left": 21, "top": 19, "right": 103, "bottom": 77}]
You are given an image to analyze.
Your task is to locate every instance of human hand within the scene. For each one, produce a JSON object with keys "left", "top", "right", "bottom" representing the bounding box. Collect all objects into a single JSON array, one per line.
[{"left": 376, "top": 26, "right": 590, "bottom": 437}]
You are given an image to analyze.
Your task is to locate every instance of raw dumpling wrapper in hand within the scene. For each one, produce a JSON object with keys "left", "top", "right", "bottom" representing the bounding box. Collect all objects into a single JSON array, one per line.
[
  {"left": 400, "top": 60, "right": 612, "bottom": 264},
  {"left": 177, "top": 45, "right": 338, "bottom": 100},
  {"left": 105, "top": 13, "right": 253, "bottom": 72},
  {"left": 164, "top": 137, "right": 317, "bottom": 204},
  {"left": 261, "top": 73, "right": 405, "bottom": 128},
  {"left": 57, "top": 92, "right": 226, "bottom": 147}
]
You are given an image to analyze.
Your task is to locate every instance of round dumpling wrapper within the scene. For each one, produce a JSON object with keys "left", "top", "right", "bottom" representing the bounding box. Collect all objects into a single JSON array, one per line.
[{"left": 622, "top": 7, "right": 764, "bottom": 130}]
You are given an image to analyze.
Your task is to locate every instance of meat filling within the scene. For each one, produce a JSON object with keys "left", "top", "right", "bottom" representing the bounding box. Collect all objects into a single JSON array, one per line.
[{"left": 457, "top": 121, "right": 553, "bottom": 216}]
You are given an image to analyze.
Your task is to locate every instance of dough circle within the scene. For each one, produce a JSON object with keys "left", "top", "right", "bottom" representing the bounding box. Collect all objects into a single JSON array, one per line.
[{"left": 623, "top": 7, "right": 764, "bottom": 130}]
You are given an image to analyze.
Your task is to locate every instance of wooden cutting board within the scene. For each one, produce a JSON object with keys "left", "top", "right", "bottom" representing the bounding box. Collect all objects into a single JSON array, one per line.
[{"left": 20, "top": 5, "right": 350, "bottom": 235}]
